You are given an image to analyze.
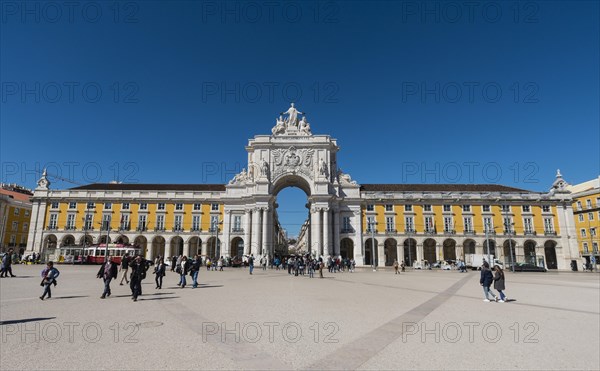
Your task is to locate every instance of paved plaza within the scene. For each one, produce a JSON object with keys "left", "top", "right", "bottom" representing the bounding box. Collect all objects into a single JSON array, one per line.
[{"left": 1, "top": 265, "right": 599, "bottom": 370}]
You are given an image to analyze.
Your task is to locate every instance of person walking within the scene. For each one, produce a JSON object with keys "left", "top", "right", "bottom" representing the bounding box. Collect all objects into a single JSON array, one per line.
[
  {"left": 248, "top": 254, "right": 255, "bottom": 275},
  {"left": 393, "top": 259, "right": 399, "bottom": 274},
  {"left": 97, "top": 257, "right": 118, "bottom": 299},
  {"left": 1, "top": 248, "right": 16, "bottom": 277},
  {"left": 218, "top": 256, "right": 224, "bottom": 271},
  {"left": 493, "top": 265, "right": 507, "bottom": 302},
  {"left": 154, "top": 258, "right": 166, "bottom": 289},
  {"left": 179, "top": 256, "right": 190, "bottom": 288},
  {"left": 171, "top": 256, "right": 177, "bottom": 271},
  {"left": 39, "top": 262, "right": 60, "bottom": 300},
  {"left": 318, "top": 258, "right": 324, "bottom": 278},
  {"left": 119, "top": 253, "right": 131, "bottom": 285},
  {"left": 190, "top": 255, "right": 201, "bottom": 288},
  {"left": 129, "top": 255, "right": 147, "bottom": 302},
  {"left": 480, "top": 261, "right": 498, "bottom": 302}
]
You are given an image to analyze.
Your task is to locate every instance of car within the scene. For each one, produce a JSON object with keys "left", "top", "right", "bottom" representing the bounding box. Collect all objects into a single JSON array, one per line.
[{"left": 510, "top": 263, "right": 547, "bottom": 272}]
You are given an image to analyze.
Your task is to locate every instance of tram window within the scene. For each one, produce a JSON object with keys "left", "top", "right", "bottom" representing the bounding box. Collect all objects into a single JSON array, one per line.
[{"left": 99, "top": 250, "right": 105, "bottom": 256}]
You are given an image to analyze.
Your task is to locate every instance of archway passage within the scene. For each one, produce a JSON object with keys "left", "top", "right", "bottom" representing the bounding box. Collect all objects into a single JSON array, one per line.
[
  {"left": 98, "top": 235, "right": 112, "bottom": 244},
  {"left": 503, "top": 239, "right": 517, "bottom": 266},
  {"left": 384, "top": 238, "right": 397, "bottom": 266},
  {"left": 134, "top": 236, "right": 148, "bottom": 257},
  {"left": 463, "top": 239, "right": 476, "bottom": 255},
  {"left": 443, "top": 239, "right": 456, "bottom": 261},
  {"left": 207, "top": 237, "right": 221, "bottom": 259},
  {"left": 403, "top": 238, "right": 417, "bottom": 266},
  {"left": 188, "top": 237, "right": 201, "bottom": 256},
  {"left": 365, "top": 238, "right": 378, "bottom": 266},
  {"left": 80, "top": 235, "right": 93, "bottom": 247},
  {"left": 524, "top": 240, "right": 536, "bottom": 265},
  {"left": 61, "top": 234, "right": 75, "bottom": 247},
  {"left": 152, "top": 236, "right": 166, "bottom": 259},
  {"left": 544, "top": 240, "right": 558, "bottom": 269},
  {"left": 171, "top": 236, "right": 184, "bottom": 256},
  {"left": 230, "top": 237, "right": 244, "bottom": 258},
  {"left": 423, "top": 238, "right": 436, "bottom": 264},
  {"left": 483, "top": 239, "right": 496, "bottom": 258},
  {"left": 272, "top": 182, "right": 311, "bottom": 256},
  {"left": 115, "top": 235, "right": 129, "bottom": 245},
  {"left": 340, "top": 238, "right": 354, "bottom": 259}
]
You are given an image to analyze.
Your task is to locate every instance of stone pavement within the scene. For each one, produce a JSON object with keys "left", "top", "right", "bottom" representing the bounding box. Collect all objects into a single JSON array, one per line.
[{"left": 0, "top": 265, "right": 598, "bottom": 370}]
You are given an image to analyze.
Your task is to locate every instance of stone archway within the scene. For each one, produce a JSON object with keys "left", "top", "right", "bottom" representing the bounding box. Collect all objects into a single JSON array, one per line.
[
  {"left": 230, "top": 237, "right": 244, "bottom": 257},
  {"left": 80, "top": 235, "right": 93, "bottom": 247},
  {"left": 340, "top": 238, "right": 354, "bottom": 259},
  {"left": 115, "top": 235, "right": 129, "bottom": 245},
  {"left": 207, "top": 237, "right": 221, "bottom": 259},
  {"left": 463, "top": 239, "right": 476, "bottom": 255},
  {"left": 384, "top": 238, "right": 397, "bottom": 266},
  {"left": 544, "top": 240, "right": 558, "bottom": 269},
  {"left": 170, "top": 236, "right": 184, "bottom": 257},
  {"left": 188, "top": 236, "right": 201, "bottom": 257},
  {"left": 483, "top": 239, "right": 496, "bottom": 258},
  {"left": 403, "top": 238, "right": 417, "bottom": 266},
  {"left": 443, "top": 239, "right": 457, "bottom": 261},
  {"left": 134, "top": 236, "right": 148, "bottom": 257},
  {"left": 152, "top": 236, "right": 165, "bottom": 260},
  {"left": 365, "top": 238, "right": 378, "bottom": 266},
  {"left": 423, "top": 238, "right": 437, "bottom": 264},
  {"left": 503, "top": 239, "right": 517, "bottom": 266},
  {"left": 61, "top": 234, "right": 75, "bottom": 247},
  {"left": 524, "top": 240, "right": 536, "bottom": 265}
]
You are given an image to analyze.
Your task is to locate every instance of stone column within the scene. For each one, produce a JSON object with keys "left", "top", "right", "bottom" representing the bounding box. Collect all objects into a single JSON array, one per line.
[
  {"left": 223, "top": 210, "right": 232, "bottom": 257},
  {"left": 396, "top": 240, "right": 401, "bottom": 266},
  {"left": 262, "top": 207, "right": 269, "bottom": 257},
  {"left": 417, "top": 243, "right": 423, "bottom": 263},
  {"left": 323, "top": 208, "right": 330, "bottom": 256},
  {"left": 435, "top": 242, "right": 441, "bottom": 262},
  {"left": 244, "top": 209, "right": 251, "bottom": 255},
  {"left": 146, "top": 243, "right": 154, "bottom": 260},
  {"left": 184, "top": 241, "right": 191, "bottom": 257},
  {"left": 333, "top": 208, "right": 340, "bottom": 257},
  {"left": 251, "top": 207, "right": 260, "bottom": 256},
  {"left": 310, "top": 206, "right": 319, "bottom": 256},
  {"left": 377, "top": 236, "right": 385, "bottom": 267},
  {"left": 316, "top": 208, "right": 323, "bottom": 256}
]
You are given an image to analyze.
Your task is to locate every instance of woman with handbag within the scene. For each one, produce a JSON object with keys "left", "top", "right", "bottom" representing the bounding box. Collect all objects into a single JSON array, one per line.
[
  {"left": 154, "top": 258, "right": 166, "bottom": 289},
  {"left": 39, "top": 262, "right": 60, "bottom": 300}
]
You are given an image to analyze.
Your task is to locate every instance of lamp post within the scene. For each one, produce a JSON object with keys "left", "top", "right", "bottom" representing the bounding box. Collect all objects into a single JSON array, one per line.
[
  {"left": 507, "top": 222, "right": 515, "bottom": 272},
  {"left": 407, "top": 229, "right": 413, "bottom": 268},
  {"left": 369, "top": 219, "right": 377, "bottom": 272},
  {"left": 485, "top": 220, "right": 491, "bottom": 266}
]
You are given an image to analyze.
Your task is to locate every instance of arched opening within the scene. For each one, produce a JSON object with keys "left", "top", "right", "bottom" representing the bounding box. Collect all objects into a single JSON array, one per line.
[
  {"left": 188, "top": 236, "right": 201, "bottom": 256},
  {"left": 524, "top": 240, "right": 536, "bottom": 265},
  {"left": 170, "top": 236, "right": 184, "bottom": 257},
  {"left": 98, "top": 235, "right": 112, "bottom": 244},
  {"left": 483, "top": 239, "right": 496, "bottom": 258},
  {"left": 80, "top": 235, "right": 93, "bottom": 247},
  {"left": 133, "top": 236, "right": 148, "bottom": 257},
  {"left": 384, "top": 238, "right": 397, "bottom": 266},
  {"left": 443, "top": 239, "right": 456, "bottom": 261},
  {"left": 364, "top": 238, "right": 378, "bottom": 266},
  {"left": 403, "top": 238, "right": 417, "bottom": 266},
  {"left": 207, "top": 237, "right": 221, "bottom": 259},
  {"left": 230, "top": 237, "right": 244, "bottom": 258},
  {"left": 60, "top": 234, "right": 75, "bottom": 247},
  {"left": 115, "top": 235, "right": 129, "bottom": 245},
  {"left": 152, "top": 236, "right": 165, "bottom": 260},
  {"left": 544, "top": 240, "right": 558, "bottom": 269},
  {"left": 43, "top": 234, "right": 57, "bottom": 251},
  {"left": 423, "top": 238, "right": 437, "bottom": 264},
  {"left": 503, "top": 239, "right": 517, "bottom": 266},
  {"left": 340, "top": 238, "right": 354, "bottom": 259},
  {"left": 463, "top": 239, "right": 476, "bottom": 255},
  {"left": 273, "top": 180, "right": 311, "bottom": 257}
]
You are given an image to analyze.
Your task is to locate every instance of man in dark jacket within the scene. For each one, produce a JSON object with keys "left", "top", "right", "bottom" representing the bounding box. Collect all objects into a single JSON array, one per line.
[
  {"left": 97, "top": 257, "right": 118, "bottom": 299},
  {"left": 129, "top": 255, "right": 147, "bottom": 301},
  {"left": 190, "top": 255, "right": 201, "bottom": 288},
  {"left": 479, "top": 261, "right": 498, "bottom": 302},
  {"left": 1, "top": 248, "right": 16, "bottom": 277}
]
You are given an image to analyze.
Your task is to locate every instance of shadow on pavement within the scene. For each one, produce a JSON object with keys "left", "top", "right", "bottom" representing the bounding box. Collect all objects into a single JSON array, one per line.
[
  {"left": 0, "top": 317, "right": 56, "bottom": 325},
  {"left": 139, "top": 296, "right": 179, "bottom": 301},
  {"left": 53, "top": 295, "right": 89, "bottom": 300}
]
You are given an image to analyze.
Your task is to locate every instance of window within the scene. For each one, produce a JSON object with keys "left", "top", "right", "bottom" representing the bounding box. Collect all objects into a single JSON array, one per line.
[
  {"left": 501, "top": 205, "right": 511, "bottom": 213},
  {"left": 462, "top": 205, "right": 471, "bottom": 212},
  {"left": 443, "top": 205, "right": 451, "bottom": 212},
  {"left": 597, "top": 198, "right": 600, "bottom": 207},
  {"left": 463, "top": 217, "right": 473, "bottom": 232},
  {"left": 405, "top": 205, "right": 412, "bottom": 212},
  {"left": 157, "top": 203, "right": 165, "bottom": 210},
  {"left": 581, "top": 229, "right": 587, "bottom": 238},
  {"left": 11, "top": 221, "right": 18, "bottom": 231},
  {"left": 51, "top": 202, "right": 59, "bottom": 209},
  {"left": 233, "top": 216, "right": 242, "bottom": 231},
  {"left": 175, "top": 203, "right": 183, "bottom": 211},
  {"left": 102, "top": 214, "right": 111, "bottom": 230},
  {"left": 386, "top": 217, "right": 394, "bottom": 231},
  {"left": 579, "top": 214, "right": 584, "bottom": 222},
  {"left": 49, "top": 214, "right": 58, "bottom": 229},
  {"left": 589, "top": 212, "right": 594, "bottom": 221},
  {"left": 544, "top": 218, "right": 554, "bottom": 232},
  {"left": 576, "top": 201, "right": 582, "bottom": 210},
  {"left": 342, "top": 216, "right": 351, "bottom": 232},
  {"left": 192, "top": 215, "right": 201, "bottom": 231},
  {"left": 443, "top": 217, "right": 453, "bottom": 232},
  {"left": 385, "top": 204, "right": 393, "bottom": 212},
  {"left": 583, "top": 242, "right": 589, "bottom": 253},
  {"left": 405, "top": 216, "right": 414, "bottom": 232},
  {"left": 22, "top": 222, "right": 28, "bottom": 232},
  {"left": 522, "top": 205, "right": 531, "bottom": 212},
  {"left": 84, "top": 214, "right": 93, "bottom": 230},
  {"left": 25, "top": 210, "right": 30, "bottom": 217},
  {"left": 210, "top": 215, "right": 219, "bottom": 230},
  {"left": 66, "top": 214, "right": 75, "bottom": 229},
  {"left": 120, "top": 214, "right": 130, "bottom": 230},
  {"left": 156, "top": 215, "right": 165, "bottom": 230},
  {"left": 69, "top": 202, "right": 77, "bottom": 209},
  {"left": 137, "top": 215, "right": 147, "bottom": 231},
  {"left": 139, "top": 203, "right": 147, "bottom": 210},
  {"left": 104, "top": 202, "right": 112, "bottom": 210},
  {"left": 483, "top": 217, "right": 493, "bottom": 232},
  {"left": 87, "top": 202, "right": 95, "bottom": 209},
  {"left": 366, "top": 216, "right": 375, "bottom": 232},
  {"left": 542, "top": 205, "right": 550, "bottom": 212},
  {"left": 424, "top": 217, "right": 433, "bottom": 232},
  {"left": 122, "top": 202, "right": 130, "bottom": 210},
  {"left": 482, "top": 205, "right": 491, "bottom": 212},
  {"left": 9, "top": 235, "right": 16, "bottom": 246},
  {"left": 366, "top": 204, "right": 374, "bottom": 211},
  {"left": 523, "top": 218, "right": 533, "bottom": 233},
  {"left": 211, "top": 203, "right": 219, "bottom": 211},
  {"left": 586, "top": 199, "right": 592, "bottom": 209},
  {"left": 503, "top": 217, "right": 513, "bottom": 233},
  {"left": 593, "top": 242, "right": 599, "bottom": 253},
  {"left": 423, "top": 204, "right": 432, "bottom": 212},
  {"left": 591, "top": 228, "right": 597, "bottom": 237},
  {"left": 193, "top": 203, "right": 201, "bottom": 211},
  {"left": 174, "top": 215, "right": 183, "bottom": 230}
]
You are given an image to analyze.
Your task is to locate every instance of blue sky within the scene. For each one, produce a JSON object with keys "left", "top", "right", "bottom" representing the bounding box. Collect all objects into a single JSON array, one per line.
[{"left": 1, "top": 1, "right": 598, "bottom": 237}]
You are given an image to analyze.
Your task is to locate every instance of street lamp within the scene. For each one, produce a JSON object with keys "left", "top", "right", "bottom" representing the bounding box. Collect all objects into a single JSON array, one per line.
[{"left": 369, "top": 219, "right": 377, "bottom": 272}]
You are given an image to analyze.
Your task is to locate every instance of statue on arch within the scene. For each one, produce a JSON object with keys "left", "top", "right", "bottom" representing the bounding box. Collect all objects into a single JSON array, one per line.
[
  {"left": 229, "top": 168, "right": 248, "bottom": 185},
  {"left": 271, "top": 115, "right": 286, "bottom": 136},
  {"left": 261, "top": 160, "right": 270, "bottom": 178},
  {"left": 299, "top": 116, "right": 312, "bottom": 135},
  {"left": 319, "top": 159, "right": 329, "bottom": 177},
  {"left": 281, "top": 103, "right": 303, "bottom": 128}
]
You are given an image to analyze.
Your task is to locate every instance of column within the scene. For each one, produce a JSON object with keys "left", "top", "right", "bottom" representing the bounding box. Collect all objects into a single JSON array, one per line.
[
  {"left": 396, "top": 240, "right": 401, "bottom": 266},
  {"left": 435, "top": 242, "right": 441, "bottom": 262},
  {"left": 223, "top": 211, "right": 232, "bottom": 257},
  {"left": 256, "top": 208, "right": 263, "bottom": 256},
  {"left": 146, "top": 243, "right": 154, "bottom": 260},
  {"left": 251, "top": 207, "right": 260, "bottom": 256},
  {"left": 316, "top": 208, "right": 323, "bottom": 256},
  {"left": 310, "top": 206, "right": 319, "bottom": 256},
  {"left": 244, "top": 209, "right": 251, "bottom": 255},
  {"left": 377, "top": 236, "right": 385, "bottom": 267},
  {"left": 183, "top": 241, "right": 191, "bottom": 257},
  {"left": 262, "top": 207, "right": 269, "bottom": 257},
  {"left": 323, "top": 208, "right": 330, "bottom": 256},
  {"left": 417, "top": 243, "right": 423, "bottom": 263},
  {"left": 333, "top": 209, "right": 340, "bottom": 257}
]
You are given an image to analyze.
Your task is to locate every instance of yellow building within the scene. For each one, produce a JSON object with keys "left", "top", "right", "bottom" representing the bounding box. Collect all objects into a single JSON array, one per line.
[
  {"left": 567, "top": 176, "right": 600, "bottom": 266},
  {"left": 0, "top": 183, "right": 33, "bottom": 254}
]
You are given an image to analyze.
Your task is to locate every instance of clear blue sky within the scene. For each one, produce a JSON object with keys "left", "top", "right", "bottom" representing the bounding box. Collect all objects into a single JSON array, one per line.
[{"left": 1, "top": 1, "right": 598, "bottom": 237}]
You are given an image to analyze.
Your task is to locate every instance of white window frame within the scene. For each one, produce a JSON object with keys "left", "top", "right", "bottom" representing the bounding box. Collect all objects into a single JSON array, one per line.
[
  {"left": 523, "top": 218, "right": 533, "bottom": 233},
  {"left": 579, "top": 214, "right": 584, "bottom": 222},
  {"left": 68, "top": 202, "right": 77, "bottom": 209},
  {"left": 139, "top": 203, "right": 148, "bottom": 210},
  {"left": 424, "top": 216, "right": 433, "bottom": 232},
  {"left": 463, "top": 217, "right": 473, "bottom": 232},
  {"left": 174, "top": 215, "right": 183, "bottom": 230},
  {"left": 443, "top": 217, "right": 453, "bottom": 232},
  {"left": 385, "top": 204, "right": 393, "bottom": 212},
  {"left": 157, "top": 203, "right": 165, "bottom": 211},
  {"left": 192, "top": 215, "right": 201, "bottom": 231},
  {"left": 366, "top": 204, "right": 374, "bottom": 211},
  {"left": 405, "top": 216, "right": 414, "bottom": 232},
  {"left": 580, "top": 229, "right": 587, "bottom": 238},
  {"left": 175, "top": 203, "right": 183, "bottom": 211},
  {"left": 66, "top": 214, "right": 75, "bottom": 229},
  {"left": 138, "top": 215, "right": 147, "bottom": 230},
  {"left": 544, "top": 218, "right": 554, "bottom": 232},
  {"left": 423, "top": 204, "right": 432, "bottom": 212},
  {"left": 443, "top": 205, "right": 451, "bottom": 212},
  {"left": 522, "top": 205, "right": 531, "bottom": 213},
  {"left": 211, "top": 203, "right": 219, "bottom": 211},
  {"left": 482, "top": 205, "right": 491, "bottom": 212},
  {"left": 156, "top": 215, "right": 165, "bottom": 230},
  {"left": 122, "top": 202, "right": 130, "bottom": 210},
  {"left": 233, "top": 215, "right": 242, "bottom": 230},
  {"left": 462, "top": 205, "right": 471, "bottom": 212},
  {"left": 385, "top": 216, "right": 394, "bottom": 231},
  {"left": 589, "top": 212, "right": 594, "bottom": 221},
  {"left": 193, "top": 203, "right": 201, "bottom": 211},
  {"left": 542, "top": 205, "right": 550, "bottom": 212},
  {"left": 483, "top": 217, "right": 493, "bottom": 232},
  {"left": 342, "top": 216, "right": 351, "bottom": 232}
]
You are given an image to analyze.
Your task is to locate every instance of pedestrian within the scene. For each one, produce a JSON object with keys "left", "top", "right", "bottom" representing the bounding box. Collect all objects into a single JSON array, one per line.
[
  {"left": 1, "top": 248, "right": 16, "bottom": 277},
  {"left": 178, "top": 256, "right": 190, "bottom": 288},
  {"left": 248, "top": 254, "right": 255, "bottom": 275},
  {"left": 218, "top": 256, "right": 224, "bottom": 271},
  {"left": 97, "top": 257, "right": 118, "bottom": 299},
  {"left": 154, "top": 258, "right": 166, "bottom": 289},
  {"left": 309, "top": 259, "right": 315, "bottom": 278},
  {"left": 171, "top": 256, "right": 177, "bottom": 271},
  {"left": 129, "top": 255, "right": 147, "bottom": 302},
  {"left": 493, "top": 265, "right": 507, "bottom": 302},
  {"left": 480, "top": 261, "right": 498, "bottom": 302},
  {"left": 401, "top": 261, "right": 406, "bottom": 272},
  {"left": 393, "top": 259, "right": 399, "bottom": 274},
  {"left": 261, "top": 256, "right": 267, "bottom": 271},
  {"left": 119, "top": 253, "right": 131, "bottom": 285},
  {"left": 318, "top": 258, "right": 324, "bottom": 278},
  {"left": 39, "top": 261, "right": 60, "bottom": 300},
  {"left": 190, "top": 255, "right": 201, "bottom": 288}
]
